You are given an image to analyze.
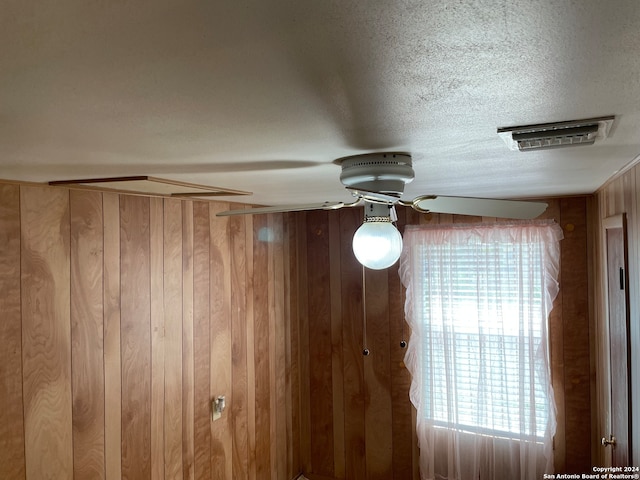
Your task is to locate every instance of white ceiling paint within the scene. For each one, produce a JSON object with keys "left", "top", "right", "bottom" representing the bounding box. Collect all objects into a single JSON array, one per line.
[{"left": 1, "top": 0, "right": 640, "bottom": 205}]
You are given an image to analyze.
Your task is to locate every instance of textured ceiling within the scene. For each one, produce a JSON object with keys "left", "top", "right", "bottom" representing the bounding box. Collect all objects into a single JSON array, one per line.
[{"left": 2, "top": 0, "right": 640, "bottom": 206}]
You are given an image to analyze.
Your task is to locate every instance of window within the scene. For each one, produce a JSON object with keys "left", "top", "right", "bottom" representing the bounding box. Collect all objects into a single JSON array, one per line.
[{"left": 400, "top": 221, "right": 563, "bottom": 480}]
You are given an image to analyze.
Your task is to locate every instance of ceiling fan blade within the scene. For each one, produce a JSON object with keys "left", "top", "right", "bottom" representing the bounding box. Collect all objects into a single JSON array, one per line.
[
  {"left": 216, "top": 201, "right": 346, "bottom": 217},
  {"left": 411, "top": 195, "right": 548, "bottom": 219}
]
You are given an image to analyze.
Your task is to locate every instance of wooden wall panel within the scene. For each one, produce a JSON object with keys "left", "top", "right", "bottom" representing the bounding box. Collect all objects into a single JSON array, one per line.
[
  {"left": 245, "top": 214, "right": 257, "bottom": 480},
  {"left": 296, "top": 213, "right": 311, "bottom": 473},
  {"left": 253, "top": 214, "right": 272, "bottom": 479},
  {"left": 164, "top": 198, "right": 183, "bottom": 479},
  {"left": 229, "top": 212, "right": 249, "bottom": 479},
  {"left": 0, "top": 180, "right": 302, "bottom": 480},
  {"left": 271, "top": 214, "right": 288, "bottom": 480},
  {"left": 21, "top": 186, "right": 73, "bottom": 480},
  {"left": 103, "top": 193, "right": 122, "bottom": 480},
  {"left": 209, "top": 202, "right": 233, "bottom": 480},
  {"left": 150, "top": 197, "right": 165, "bottom": 480},
  {"left": 120, "top": 194, "right": 152, "bottom": 479},
  {"left": 0, "top": 184, "right": 25, "bottom": 479},
  {"left": 363, "top": 266, "right": 393, "bottom": 479},
  {"left": 328, "top": 213, "right": 345, "bottom": 480},
  {"left": 70, "top": 190, "right": 105, "bottom": 479},
  {"left": 183, "top": 201, "right": 195, "bottom": 479},
  {"left": 306, "top": 211, "right": 335, "bottom": 477},
  {"left": 287, "top": 213, "right": 302, "bottom": 478},
  {"left": 559, "top": 198, "right": 592, "bottom": 472},
  {"left": 193, "top": 201, "right": 212, "bottom": 480}
]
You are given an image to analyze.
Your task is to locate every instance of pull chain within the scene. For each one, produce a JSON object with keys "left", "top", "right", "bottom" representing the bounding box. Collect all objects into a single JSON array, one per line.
[
  {"left": 400, "top": 283, "right": 407, "bottom": 349},
  {"left": 362, "top": 265, "right": 369, "bottom": 356}
]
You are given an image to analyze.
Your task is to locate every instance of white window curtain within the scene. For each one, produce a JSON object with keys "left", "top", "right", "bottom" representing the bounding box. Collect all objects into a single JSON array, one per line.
[{"left": 399, "top": 221, "right": 563, "bottom": 480}]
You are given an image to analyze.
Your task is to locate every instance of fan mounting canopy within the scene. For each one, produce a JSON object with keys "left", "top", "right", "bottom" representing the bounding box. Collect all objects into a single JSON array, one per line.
[{"left": 337, "top": 152, "right": 414, "bottom": 197}]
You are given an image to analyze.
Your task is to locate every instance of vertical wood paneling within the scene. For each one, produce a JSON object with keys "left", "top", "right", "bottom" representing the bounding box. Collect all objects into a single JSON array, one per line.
[
  {"left": 0, "top": 184, "right": 25, "bottom": 479},
  {"left": 2, "top": 180, "right": 301, "bottom": 480},
  {"left": 297, "top": 212, "right": 311, "bottom": 474},
  {"left": 149, "top": 197, "right": 165, "bottom": 480},
  {"left": 120, "top": 194, "right": 151, "bottom": 479},
  {"left": 560, "top": 198, "right": 591, "bottom": 472},
  {"left": 300, "top": 199, "right": 593, "bottom": 479},
  {"left": 103, "top": 193, "right": 122, "bottom": 480},
  {"left": 164, "top": 198, "right": 183, "bottom": 479},
  {"left": 70, "top": 190, "right": 105, "bottom": 479},
  {"left": 183, "top": 201, "right": 196, "bottom": 480},
  {"left": 340, "top": 208, "right": 366, "bottom": 480},
  {"left": 268, "top": 215, "right": 278, "bottom": 480},
  {"left": 4, "top": 178, "right": 600, "bottom": 479},
  {"left": 253, "top": 214, "right": 272, "bottom": 479},
  {"left": 272, "top": 214, "right": 288, "bottom": 480},
  {"left": 287, "top": 213, "right": 302, "bottom": 477},
  {"left": 245, "top": 214, "right": 257, "bottom": 480},
  {"left": 229, "top": 211, "right": 249, "bottom": 479},
  {"left": 364, "top": 266, "right": 393, "bottom": 479},
  {"left": 21, "top": 186, "right": 73, "bottom": 480},
  {"left": 193, "top": 201, "right": 212, "bottom": 480},
  {"left": 307, "top": 211, "right": 335, "bottom": 477},
  {"left": 328, "top": 213, "right": 346, "bottom": 479},
  {"left": 210, "top": 203, "right": 233, "bottom": 480}
]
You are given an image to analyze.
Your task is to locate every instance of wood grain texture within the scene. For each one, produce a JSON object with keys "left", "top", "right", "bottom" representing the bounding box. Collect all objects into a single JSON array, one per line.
[
  {"left": 21, "top": 186, "right": 74, "bottom": 480},
  {"left": 287, "top": 213, "right": 302, "bottom": 477},
  {"left": 0, "top": 184, "right": 26, "bottom": 479},
  {"left": 245, "top": 214, "right": 257, "bottom": 480},
  {"left": 283, "top": 213, "right": 295, "bottom": 480},
  {"left": 209, "top": 202, "right": 233, "bottom": 480},
  {"left": 268, "top": 214, "right": 278, "bottom": 480},
  {"left": 297, "top": 200, "right": 591, "bottom": 479},
  {"left": 149, "top": 197, "right": 165, "bottom": 480},
  {"left": 103, "top": 193, "right": 122, "bottom": 480},
  {"left": 328, "top": 213, "right": 345, "bottom": 480},
  {"left": 271, "top": 214, "right": 288, "bottom": 480},
  {"left": 363, "top": 266, "right": 393, "bottom": 479},
  {"left": 2, "top": 180, "right": 302, "bottom": 480},
  {"left": 183, "top": 201, "right": 195, "bottom": 480},
  {"left": 229, "top": 210, "right": 249, "bottom": 479},
  {"left": 306, "top": 211, "right": 335, "bottom": 477},
  {"left": 559, "top": 197, "right": 592, "bottom": 472},
  {"left": 164, "top": 198, "right": 184, "bottom": 479},
  {"left": 70, "top": 190, "right": 105, "bottom": 479},
  {"left": 296, "top": 212, "right": 311, "bottom": 474},
  {"left": 120, "top": 194, "right": 152, "bottom": 479},
  {"left": 253, "top": 213, "right": 272, "bottom": 479},
  {"left": 193, "top": 201, "right": 212, "bottom": 480},
  {"left": 339, "top": 208, "right": 366, "bottom": 480}
]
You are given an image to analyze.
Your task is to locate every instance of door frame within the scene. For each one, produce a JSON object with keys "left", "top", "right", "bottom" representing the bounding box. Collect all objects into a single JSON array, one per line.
[{"left": 602, "top": 213, "right": 632, "bottom": 465}]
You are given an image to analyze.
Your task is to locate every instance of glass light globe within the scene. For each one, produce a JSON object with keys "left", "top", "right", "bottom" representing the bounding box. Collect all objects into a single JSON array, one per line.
[{"left": 352, "top": 221, "right": 403, "bottom": 270}]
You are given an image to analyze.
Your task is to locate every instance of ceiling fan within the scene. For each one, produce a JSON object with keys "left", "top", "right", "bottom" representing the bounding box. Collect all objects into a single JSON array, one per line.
[{"left": 217, "top": 152, "right": 548, "bottom": 269}]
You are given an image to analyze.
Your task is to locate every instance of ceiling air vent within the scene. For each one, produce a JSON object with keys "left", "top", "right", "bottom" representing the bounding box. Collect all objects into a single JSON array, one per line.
[{"left": 497, "top": 115, "right": 614, "bottom": 151}]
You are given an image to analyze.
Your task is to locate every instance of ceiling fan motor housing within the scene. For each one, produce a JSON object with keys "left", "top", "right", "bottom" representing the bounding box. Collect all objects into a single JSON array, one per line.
[{"left": 339, "top": 152, "right": 414, "bottom": 196}]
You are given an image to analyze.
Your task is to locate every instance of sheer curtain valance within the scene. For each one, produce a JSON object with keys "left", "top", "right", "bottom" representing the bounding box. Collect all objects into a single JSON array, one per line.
[{"left": 399, "top": 221, "right": 563, "bottom": 480}]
